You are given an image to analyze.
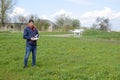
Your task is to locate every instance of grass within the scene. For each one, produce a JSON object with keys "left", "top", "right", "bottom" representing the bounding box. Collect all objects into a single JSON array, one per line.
[
  {"left": 83, "top": 30, "right": 120, "bottom": 40},
  {"left": 0, "top": 30, "right": 120, "bottom": 80}
]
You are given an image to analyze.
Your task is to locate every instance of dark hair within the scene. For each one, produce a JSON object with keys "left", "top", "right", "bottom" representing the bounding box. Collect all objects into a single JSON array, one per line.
[{"left": 28, "top": 19, "right": 34, "bottom": 23}]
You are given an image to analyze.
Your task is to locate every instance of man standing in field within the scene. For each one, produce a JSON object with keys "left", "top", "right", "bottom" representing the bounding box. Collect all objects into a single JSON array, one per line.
[{"left": 23, "top": 19, "right": 39, "bottom": 68}]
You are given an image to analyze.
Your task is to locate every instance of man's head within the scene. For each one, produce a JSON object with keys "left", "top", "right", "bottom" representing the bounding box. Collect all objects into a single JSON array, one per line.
[{"left": 28, "top": 19, "right": 34, "bottom": 28}]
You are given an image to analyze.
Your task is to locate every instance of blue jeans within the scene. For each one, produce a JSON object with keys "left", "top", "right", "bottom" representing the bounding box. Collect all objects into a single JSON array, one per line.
[{"left": 24, "top": 45, "right": 37, "bottom": 67}]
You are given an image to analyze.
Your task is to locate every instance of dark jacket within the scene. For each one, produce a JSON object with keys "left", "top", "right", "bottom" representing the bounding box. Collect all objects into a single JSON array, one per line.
[{"left": 23, "top": 26, "right": 39, "bottom": 46}]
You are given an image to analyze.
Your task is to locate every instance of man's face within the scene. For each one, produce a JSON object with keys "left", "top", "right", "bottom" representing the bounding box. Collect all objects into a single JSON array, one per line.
[{"left": 29, "top": 22, "right": 34, "bottom": 27}]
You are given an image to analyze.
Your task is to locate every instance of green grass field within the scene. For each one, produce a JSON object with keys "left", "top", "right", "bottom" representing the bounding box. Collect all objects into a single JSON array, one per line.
[{"left": 0, "top": 30, "right": 120, "bottom": 80}]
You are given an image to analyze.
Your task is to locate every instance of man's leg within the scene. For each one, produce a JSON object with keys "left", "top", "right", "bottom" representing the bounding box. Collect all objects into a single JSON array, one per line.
[
  {"left": 32, "top": 46, "right": 37, "bottom": 66},
  {"left": 24, "top": 45, "right": 31, "bottom": 68}
]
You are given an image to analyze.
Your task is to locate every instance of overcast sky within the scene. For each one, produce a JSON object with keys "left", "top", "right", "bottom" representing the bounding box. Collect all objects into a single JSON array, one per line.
[{"left": 10, "top": 0, "right": 120, "bottom": 31}]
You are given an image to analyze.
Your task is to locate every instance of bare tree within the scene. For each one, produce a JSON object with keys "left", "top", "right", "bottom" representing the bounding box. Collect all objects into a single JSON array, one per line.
[
  {"left": 28, "top": 15, "right": 39, "bottom": 21},
  {"left": 0, "top": 0, "right": 15, "bottom": 27},
  {"left": 95, "top": 17, "right": 111, "bottom": 31},
  {"left": 72, "top": 19, "right": 80, "bottom": 28},
  {"left": 55, "top": 16, "right": 64, "bottom": 27},
  {"left": 55, "top": 15, "right": 80, "bottom": 31},
  {"left": 18, "top": 15, "right": 27, "bottom": 24}
]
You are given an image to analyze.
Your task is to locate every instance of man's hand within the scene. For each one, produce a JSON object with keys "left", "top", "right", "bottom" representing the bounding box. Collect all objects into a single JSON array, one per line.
[
  {"left": 31, "top": 37, "right": 39, "bottom": 41},
  {"left": 31, "top": 37, "right": 35, "bottom": 41}
]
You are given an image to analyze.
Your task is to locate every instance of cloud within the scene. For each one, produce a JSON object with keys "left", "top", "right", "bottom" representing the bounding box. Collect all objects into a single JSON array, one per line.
[
  {"left": 39, "top": 9, "right": 74, "bottom": 21},
  {"left": 80, "top": 7, "right": 120, "bottom": 28},
  {"left": 52, "top": 9, "right": 73, "bottom": 17},
  {"left": 9, "top": 7, "right": 30, "bottom": 17},
  {"left": 80, "top": 7, "right": 120, "bottom": 20}
]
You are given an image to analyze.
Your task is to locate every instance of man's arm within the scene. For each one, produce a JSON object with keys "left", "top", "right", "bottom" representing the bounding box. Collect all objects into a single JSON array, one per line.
[
  {"left": 36, "top": 29, "right": 39, "bottom": 38},
  {"left": 23, "top": 28, "right": 31, "bottom": 39}
]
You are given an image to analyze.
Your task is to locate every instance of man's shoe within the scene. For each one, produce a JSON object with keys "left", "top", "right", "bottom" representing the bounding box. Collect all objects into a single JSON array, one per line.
[
  {"left": 23, "top": 66, "right": 27, "bottom": 68},
  {"left": 32, "top": 65, "right": 36, "bottom": 67}
]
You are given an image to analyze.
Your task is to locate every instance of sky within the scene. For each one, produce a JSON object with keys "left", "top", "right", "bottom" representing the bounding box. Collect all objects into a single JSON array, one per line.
[{"left": 10, "top": 0, "right": 120, "bottom": 31}]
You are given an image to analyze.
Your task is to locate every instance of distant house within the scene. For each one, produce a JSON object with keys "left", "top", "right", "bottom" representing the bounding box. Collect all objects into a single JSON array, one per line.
[
  {"left": 39, "top": 19, "right": 57, "bottom": 32},
  {"left": 2, "top": 23, "right": 27, "bottom": 31},
  {"left": 3, "top": 19, "right": 57, "bottom": 31}
]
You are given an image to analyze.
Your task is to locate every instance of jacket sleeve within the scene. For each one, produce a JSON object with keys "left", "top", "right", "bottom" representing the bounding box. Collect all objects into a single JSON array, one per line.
[
  {"left": 23, "top": 28, "right": 31, "bottom": 39},
  {"left": 36, "top": 29, "right": 39, "bottom": 37}
]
